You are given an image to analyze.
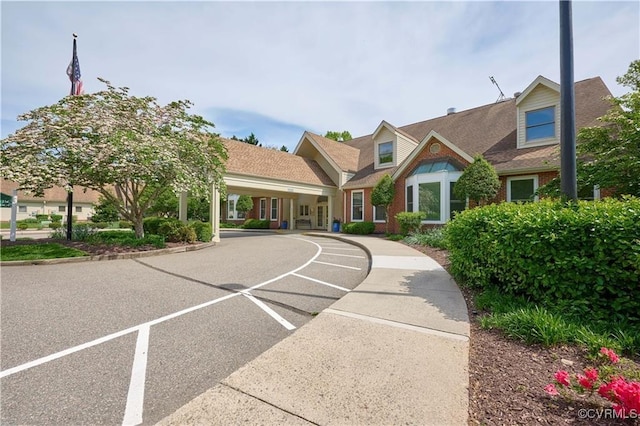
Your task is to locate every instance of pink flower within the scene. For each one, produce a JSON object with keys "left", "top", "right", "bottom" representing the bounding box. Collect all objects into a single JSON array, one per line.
[
  {"left": 554, "top": 370, "right": 571, "bottom": 387},
  {"left": 600, "top": 347, "right": 620, "bottom": 364},
  {"left": 544, "top": 383, "right": 559, "bottom": 396},
  {"left": 584, "top": 367, "right": 598, "bottom": 383},
  {"left": 577, "top": 374, "right": 593, "bottom": 389}
]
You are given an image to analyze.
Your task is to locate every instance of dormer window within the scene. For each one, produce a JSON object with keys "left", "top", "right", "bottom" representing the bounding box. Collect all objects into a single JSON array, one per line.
[
  {"left": 525, "top": 106, "right": 555, "bottom": 141},
  {"left": 378, "top": 142, "right": 393, "bottom": 165}
]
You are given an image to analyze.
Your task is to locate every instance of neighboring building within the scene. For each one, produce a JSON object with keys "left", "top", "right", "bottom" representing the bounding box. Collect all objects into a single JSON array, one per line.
[
  {"left": 0, "top": 179, "right": 101, "bottom": 222},
  {"left": 221, "top": 75, "right": 612, "bottom": 234}
]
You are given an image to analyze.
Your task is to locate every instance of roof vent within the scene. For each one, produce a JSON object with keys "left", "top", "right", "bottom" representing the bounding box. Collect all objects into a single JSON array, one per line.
[
  {"left": 447, "top": 107, "right": 456, "bottom": 115},
  {"left": 514, "top": 91, "right": 522, "bottom": 98}
]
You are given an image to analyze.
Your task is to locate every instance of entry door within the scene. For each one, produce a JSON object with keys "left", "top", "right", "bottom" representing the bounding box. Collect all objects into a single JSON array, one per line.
[{"left": 316, "top": 205, "right": 325, "bottom": 229}]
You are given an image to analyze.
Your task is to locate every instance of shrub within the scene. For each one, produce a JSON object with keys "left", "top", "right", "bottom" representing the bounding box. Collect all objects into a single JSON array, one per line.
[
  {"left": 157, "top": 220, "right": 196, "bottom": 243},
  {"left": 342, "top": 221, "right": 375, "bottom": 235},
  {"left": 447, "top": 198, "right": 640, "bottom": 325},
  {"left": 404, "top": 227, "right": 448, "bottom": 249},
  {"left": 50, "top": 214, "right": 63, "bottom": 222},
  {"left": 49, "top": 222, "right": 61, "bottom": 230},
  {"left": 220, "top": 222, "right": 239, "bottom": 228},
  {"left": 35, "top": 214, "right": 49, "bottom": 221},
  {"left": 242, "top": 219, "right": 270, "bottom": 229},
  {"left": 17, "top": 222, "right": 29, "bottom": 230},
  {"left": 395, "top": 211, "right": 425, "bottom": 235},
  {"left": 87, "top": 230, "right": 165, "bottom": 249},
  {"left": 94, "top": 222, "right": 109, "bottom": 229},
  {"left": 143, "top": 216, "right": 173, "bottom": 235},
  {"left": 190, "top": 221, "right": 212, "bottom": 242},
  {"left": 23, "top": 218, "right": 39, "bottom": 224},
  {"left": 118, "top": 220, "right": 133, "bottom": 230}
]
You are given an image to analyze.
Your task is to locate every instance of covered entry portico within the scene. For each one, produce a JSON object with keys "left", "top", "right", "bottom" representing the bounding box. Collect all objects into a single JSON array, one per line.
[{"left": 179, "top": 138, "right": 342, "bottom": 242}]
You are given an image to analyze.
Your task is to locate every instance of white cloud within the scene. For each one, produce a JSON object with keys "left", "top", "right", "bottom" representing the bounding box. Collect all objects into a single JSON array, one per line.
[{"left": 2, "top": 1, "right": 638, "bottom": 152}]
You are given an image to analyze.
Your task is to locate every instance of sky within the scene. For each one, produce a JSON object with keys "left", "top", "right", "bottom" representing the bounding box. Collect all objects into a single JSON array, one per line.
[{"left": 1, "top": 1, "right": 639, "bottom": 152}]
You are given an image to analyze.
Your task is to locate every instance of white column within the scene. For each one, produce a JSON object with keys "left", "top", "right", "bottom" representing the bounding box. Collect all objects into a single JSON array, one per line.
[
  {"left": 327, "top": 195, "right": 333, "bottom": 232},
  {"left": 290, "top": 198, "right": 295, "bottom": 230},
  {"left": 211, "top": 185, "right": 220, "bottom": 242},
  {"left": 179, "top": 191, "right": 188, "bottom": 223}
]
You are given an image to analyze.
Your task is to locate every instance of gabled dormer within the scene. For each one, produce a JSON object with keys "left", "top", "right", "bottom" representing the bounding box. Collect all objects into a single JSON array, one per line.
[
  {"left": 515, "top": 76, "right": 561, "bottom": 149},
  {"left": 372, "top": 121, "right": 418, "bottom": 170}
]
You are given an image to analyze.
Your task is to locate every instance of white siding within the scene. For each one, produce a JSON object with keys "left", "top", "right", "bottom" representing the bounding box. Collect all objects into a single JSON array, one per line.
[
  {"left": 517, "top": 85, "right": 560, "bottom": 148},
  {"left": 397, "top": 135, "right": 418, "bottom": 165},
  {"left": 373, "top": 127, "right": 397, "bottom": 169}
]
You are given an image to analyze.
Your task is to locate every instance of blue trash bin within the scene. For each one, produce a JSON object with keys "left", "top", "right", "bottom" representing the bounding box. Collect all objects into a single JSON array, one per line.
[
  {"left": 332, "top": 222, "right": 340, "bottom": 232},
  {"left": 282, "top": 220, "right": 288, "bottom": 230}
]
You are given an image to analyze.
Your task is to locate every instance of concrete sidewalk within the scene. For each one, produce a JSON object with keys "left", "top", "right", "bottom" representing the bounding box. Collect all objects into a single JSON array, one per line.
[{"left": 157, "top": 234, "right": 469, "bottom": 425}]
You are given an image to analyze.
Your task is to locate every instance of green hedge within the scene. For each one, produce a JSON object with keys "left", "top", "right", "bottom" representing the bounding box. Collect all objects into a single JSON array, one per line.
[
  {"left": 395, "top": 212, "right": 425, "bottom": 235},
  {"left": 446, "top": 198, "right": 640, "bottom": 325},
  {"left": 342, "top": 221, "right": 375, "bottom": 235},
  {"left": 35, "top": 214, "right": 49, "bottom": 221},
  {"left": 242, "top": 219, "right": 270, "bottom": 229},
  {"left": 190, "top": 221, "right": 213, "bottom": 242}
]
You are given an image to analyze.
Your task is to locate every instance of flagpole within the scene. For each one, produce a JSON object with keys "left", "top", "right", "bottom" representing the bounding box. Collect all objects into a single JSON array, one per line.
[{"left": 66, "top": 33, "right": 78, "bottom": 240}]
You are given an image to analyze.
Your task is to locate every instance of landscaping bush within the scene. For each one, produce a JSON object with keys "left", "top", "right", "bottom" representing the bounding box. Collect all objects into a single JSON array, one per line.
[
  {"left": 17, "top": 222, "right": 29, "bottom": 230},
  {"left": 94, "top": 222, "right": 109, "bottom": 229},
  {"left": 118, "top": 220, "right": 133, "bottom": 230},
  {"left": 404, "top": 227, "right": 448, "bottom": 249},
  {"left": 446, "top": 198, "right": 640, "bottom": 325},
  {"left": 35, "top": 214, "right": 49, "bottom": 222},
  {"left": 395, "top": 211, "right": 425, "bottom": 235},
  {"left": 49, "top": 221, "right": 61, "bottom": 230},
  {"left": 50, "top": 214, "right": 62, "bottom": 222},
  {"left": 23, "top": 218, "right": 39, "bottom": 224},
  {"left": 242, "top": 219, "right": 270, "bottom": 229},
  {"left": 342, "top": 221, "right": 375, "bottom": 235},
  {"left": 190, "top": 221, "right": 212, "bottom": 242},
  {"left": 220, "top": 222, "right": 239, "bottom": 228},
  {"left": 143, "top": 216, "right": 172, "bottom": 235},
  {"left": 87, "top": 230, "right": 165, "bottom": 249},
  {"left": 157, "top": 220, "right": 196, "bottom": 243}
]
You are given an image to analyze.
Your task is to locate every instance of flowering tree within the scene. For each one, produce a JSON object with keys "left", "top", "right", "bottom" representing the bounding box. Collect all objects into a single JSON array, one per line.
[{"left": 0, "top": 79, "right": 227, "bottom": 237}]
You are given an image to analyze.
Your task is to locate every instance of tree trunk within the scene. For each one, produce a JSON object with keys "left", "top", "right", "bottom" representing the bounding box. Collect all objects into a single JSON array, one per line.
[{"left": 134, "top": 216, "right": 144, "bottom": 238}]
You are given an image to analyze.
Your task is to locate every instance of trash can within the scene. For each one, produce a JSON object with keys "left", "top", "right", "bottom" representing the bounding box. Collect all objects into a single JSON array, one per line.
[
  {"left": 332, "top": 222, "right": 340, "bottom": 232},
  {"left": 282, "top": 220, "right": 288, "bottom": 230}
]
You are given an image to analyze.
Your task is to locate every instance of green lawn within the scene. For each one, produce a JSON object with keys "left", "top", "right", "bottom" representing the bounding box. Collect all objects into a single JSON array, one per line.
[{"left": 0, "top": 244, "right": 87, "bottom": 261}]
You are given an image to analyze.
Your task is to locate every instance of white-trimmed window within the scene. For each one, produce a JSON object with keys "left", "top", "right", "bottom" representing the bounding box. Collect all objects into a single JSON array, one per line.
[
  {"left": 227, "top": 198, "right": 236, "bottom": 219},
  {"left": 259, "top": 198, "right": 267, "bottom": 220},
  {"left": 299, "top": 205, "right": 309, "bottom": 216},
  {"left": 18, "top": 205, "right": 27, "bottom": 213},
  {"left": 58, "top": 206, "right": 66, "bottom": 212},
  {"left": 405, "top": 159, "right": 463, "bottom": 224},
  {"left": 75, "top": 206, "right": 83, "bottom": 213},
  {"left": 373, "top": 205, "right": 386, "bottom": 222},
  {"left": 270, "top": 198, "right": 278, "bottom": 221},
  {"left": 351, "top": 190, "right": 364, "bottom": 222},
  {"left": 507, "top": 175, "right": 539, "bottom": 202},
  {"left": 378, "top": 142, "right": 393, "bottom": 165},
  {"left": 525, "top": 107, "right": 555, "bottom": 142}
]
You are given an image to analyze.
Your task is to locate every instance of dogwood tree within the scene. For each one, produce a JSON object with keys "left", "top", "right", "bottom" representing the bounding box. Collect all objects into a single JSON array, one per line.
[{"left": 0, "top": 79, "right": 227, "bottom": 237}]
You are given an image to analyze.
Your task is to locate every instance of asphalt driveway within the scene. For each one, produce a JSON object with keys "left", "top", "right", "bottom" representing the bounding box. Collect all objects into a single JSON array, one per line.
[{"left": 0, "top": 232, "right": 369, "bottom": 425}]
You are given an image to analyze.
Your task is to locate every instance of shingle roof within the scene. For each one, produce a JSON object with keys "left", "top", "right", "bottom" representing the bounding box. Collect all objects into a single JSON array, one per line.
[
  {"left": 223, "top": 138, "right": 336, "bottom": 187},
  {"left": 304, "top": 132, "right": 360, "bottom": 173},
  {"left": 340, "top": 77, "right": 612, "bottom": 186},
  {"left": 0, "top": 178, "right": 103, "bottom": 203}
]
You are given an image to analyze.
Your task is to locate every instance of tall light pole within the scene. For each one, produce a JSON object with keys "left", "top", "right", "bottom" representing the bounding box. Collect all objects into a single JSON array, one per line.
[{"left": 560, "top": 0, "right": 577, "bottom": 201}]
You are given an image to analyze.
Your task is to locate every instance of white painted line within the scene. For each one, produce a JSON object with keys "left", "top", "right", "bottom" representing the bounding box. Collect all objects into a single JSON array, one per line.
[
  {"left": 241, "top": 292, "right": 296, "bottom": 330},
  {"left": 292, "top": 273, "right": 351, "bottom": 292},
  {"left": 0, "top": 237, "right": 323, "bottom": 380},
  {"left": 324, "top": 309, "right": 469, "bottom": 342},
  {"left": 122, "top": 324, "right": 150, "bottom": 426},
  {"left": 321, "top": 252, "right": 365, "bottom": 259},
  {"left": 312, "top": 260, "right": 362, "bottom": 270}
]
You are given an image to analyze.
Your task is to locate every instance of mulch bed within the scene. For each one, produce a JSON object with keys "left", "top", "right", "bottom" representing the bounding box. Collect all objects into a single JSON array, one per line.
[{"left": 405, "top": 243, "right": 640, "bottom": 426}]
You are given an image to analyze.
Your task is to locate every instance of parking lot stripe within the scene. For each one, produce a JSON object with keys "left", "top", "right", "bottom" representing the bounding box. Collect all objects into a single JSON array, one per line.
[
  {"left": 241, "top": 292, "right": 296, "bottom": 330},
  {"left": 317, "top": 247, "right": 361, "bottom": 251},
  {"left": 291, "top": 273, "right": 351, "bottom": 292},
  {"left": 312, "top": 260, "right": 362, "bottom": 270},
  {"left": 122, "top": 324, "right": 150, "bottom": 426},
  {"left": 321, "top": 252, "right": 366, "bottom": 259}
]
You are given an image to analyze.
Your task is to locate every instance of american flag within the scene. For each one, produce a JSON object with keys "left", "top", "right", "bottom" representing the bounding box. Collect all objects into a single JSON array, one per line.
[{"left": 66, "top": 38, "right": 84, "bottom": 96}]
